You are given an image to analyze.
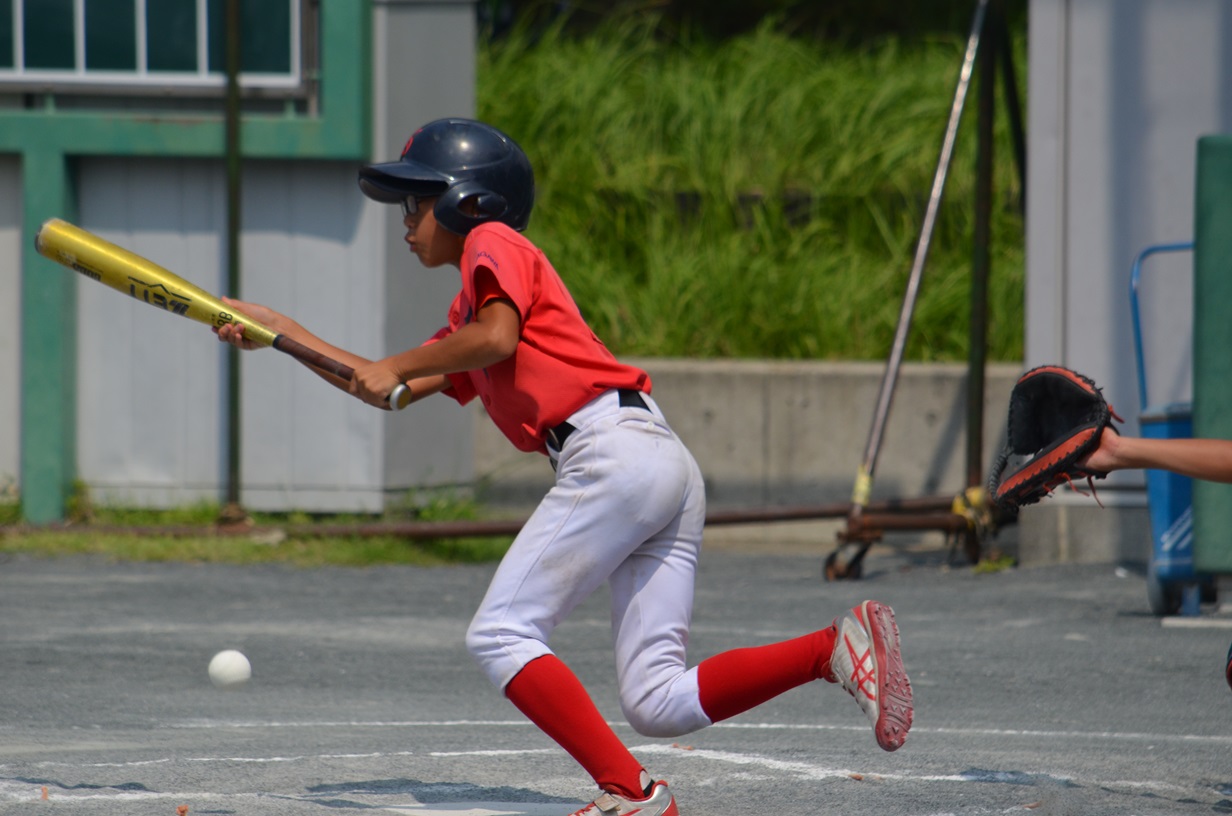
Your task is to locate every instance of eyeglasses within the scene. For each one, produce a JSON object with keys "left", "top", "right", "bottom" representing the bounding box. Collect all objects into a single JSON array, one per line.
[{"left": 400, "top": 196, "right": 427, "bottom": 217}]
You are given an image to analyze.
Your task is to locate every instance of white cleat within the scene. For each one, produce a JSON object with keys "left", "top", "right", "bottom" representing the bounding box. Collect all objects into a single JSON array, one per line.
[
  {"left": 569, "top": 779, "right": 678, "bottom": 816},
  {"left": 831, "top": 599, "right": 914, "bottom": 751}
]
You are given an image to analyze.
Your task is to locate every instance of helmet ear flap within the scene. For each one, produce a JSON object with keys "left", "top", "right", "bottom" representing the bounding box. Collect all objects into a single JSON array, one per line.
[{"left": 433, "top": 181, "right": 509, "bottom": 235}]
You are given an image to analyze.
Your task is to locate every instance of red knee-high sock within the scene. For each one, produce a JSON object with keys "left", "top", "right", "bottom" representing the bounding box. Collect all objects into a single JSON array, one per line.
[
  {"left": 504, "top": 655, "right": 646, "bottom": 799},
  {"left": 696, "top": 626, "right": 837, "bottom": 723}
]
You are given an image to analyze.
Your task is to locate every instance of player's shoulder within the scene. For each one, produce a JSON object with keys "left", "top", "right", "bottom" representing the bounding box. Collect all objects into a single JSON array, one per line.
[
  {"left": 467, "top": 222, "right": 538, "bottom": 252},
  {"left": 465, "top": 222, "right": 544, "bottom": 272}
]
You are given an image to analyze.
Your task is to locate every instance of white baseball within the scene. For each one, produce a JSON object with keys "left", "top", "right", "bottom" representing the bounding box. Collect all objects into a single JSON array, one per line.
[{"left": 208, "top": 649, "right": 252, "bottom": 689}]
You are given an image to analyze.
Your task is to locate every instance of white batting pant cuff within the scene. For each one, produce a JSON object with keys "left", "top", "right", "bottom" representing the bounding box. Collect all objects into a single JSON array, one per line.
[
  {"left": 465, "top": 623, "right": 555, "bottom": 691},
  {"left": 620, "top": 665, "right": 710, "bottom": 737}
]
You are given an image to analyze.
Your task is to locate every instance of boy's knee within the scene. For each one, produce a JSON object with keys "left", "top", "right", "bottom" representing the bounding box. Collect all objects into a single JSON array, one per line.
[
  {"left": 466, "top": 617, "right": 554, "bottom": 692},
  {"left": 620, "top": 697, "right": 700, "bottom": 739},
  {"left": 464, "top": 618, "right": 492, "bottom": 662}
]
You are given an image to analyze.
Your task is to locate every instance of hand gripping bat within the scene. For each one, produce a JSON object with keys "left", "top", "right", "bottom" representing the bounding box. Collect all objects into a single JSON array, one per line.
[{"left": 35, "top": 218, "right": 411, "bottom": 410}]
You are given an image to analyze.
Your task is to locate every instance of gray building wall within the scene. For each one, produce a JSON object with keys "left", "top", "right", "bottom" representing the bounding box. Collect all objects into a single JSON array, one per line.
[
  {"left": 75, "top": 158, "right": 388, "bottom": 511},
  {"left": 0, "top": 156, "right": 18, "bottom": 498},
  {"left": 374, "top": 0, "right": 479, "bottom": 496},
  {"left": 1024, "top": 0, "right": 1232, "bottom": 564}
]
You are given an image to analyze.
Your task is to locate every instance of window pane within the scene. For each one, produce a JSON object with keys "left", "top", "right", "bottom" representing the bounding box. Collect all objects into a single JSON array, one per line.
[
  {"left": 0, "top": 0, "right": 12, "bottom": 68},
  {"left": 208, "top": 0, "right": 290, "bottom": 75},
  {"left": 23, "top": 0, "right": 75, "bottom": 70},
  {"left": 147, "top": 0, "right": 197, "bottom": 72},
  {"left": 85, "top": 0, "right": 136, "bottom": 70}
]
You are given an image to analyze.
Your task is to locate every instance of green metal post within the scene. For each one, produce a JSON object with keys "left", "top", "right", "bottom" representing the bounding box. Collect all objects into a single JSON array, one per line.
[
  {"left": 1193, "top": 135, "right": 1232, "bottom": 573},
  {"left": 20, "top": 150, "right": 76, "bottom": 523},
  {"left": 222, "top": 0, "right": 245, "bottom": 520}
]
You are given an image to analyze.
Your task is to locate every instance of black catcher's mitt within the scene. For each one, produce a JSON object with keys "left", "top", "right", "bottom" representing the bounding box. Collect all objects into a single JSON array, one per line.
[{"left": 989, "top": 365, "right": 1120, "bottom": 512}]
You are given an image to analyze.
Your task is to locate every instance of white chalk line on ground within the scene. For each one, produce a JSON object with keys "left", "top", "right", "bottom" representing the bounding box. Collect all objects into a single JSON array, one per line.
[
  {"left": 4, "top": 724, "right": 1227, "bottom": 793},
  {"left": 1161, "top": 615, "right": 1232, "bottom": 629},
  {"left": 0, "top": 741, "right": 1218, "bottom": 813},
  {"left": 160, "top": 717, "right": 1232, "bottom": 746},
  {"left": 635, "top": 742, "right": 1219, "bottom": 798},
  {"left": 0, "top": 780, "right": 565, "bottom": 815}
]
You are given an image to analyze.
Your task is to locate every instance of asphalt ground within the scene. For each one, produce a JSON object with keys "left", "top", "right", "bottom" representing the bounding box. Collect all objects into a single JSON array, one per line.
[{"left": 2, "top": 537, "right": 1231, "bottom": 816}]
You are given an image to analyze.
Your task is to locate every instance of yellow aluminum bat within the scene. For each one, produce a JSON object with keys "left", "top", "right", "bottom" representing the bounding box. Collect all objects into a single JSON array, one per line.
[{"left": 35, "top": 217, "right": 410, "bottom": 410}]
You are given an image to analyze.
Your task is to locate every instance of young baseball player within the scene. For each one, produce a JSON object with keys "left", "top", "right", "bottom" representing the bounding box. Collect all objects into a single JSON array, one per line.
[{"left": 215, "top": 117, "right": 914, "bottom": 815}]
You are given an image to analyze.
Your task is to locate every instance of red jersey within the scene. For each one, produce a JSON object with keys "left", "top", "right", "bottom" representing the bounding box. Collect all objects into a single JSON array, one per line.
[{"left": 429, "top": 222, "right": 650, "bottom": 453}]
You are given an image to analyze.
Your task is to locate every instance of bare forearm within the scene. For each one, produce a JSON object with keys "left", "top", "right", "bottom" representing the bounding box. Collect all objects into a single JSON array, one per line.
[
  {"left": 350, "top": 299, "right": 519, "bottom": 408},
  {"left": 275, "top": 323, "right": 375, "bottom": 391},
  {"left": 299, "top": 337, "right": 452, "bottom": 404},
  {"left": 404, "top": 374, "right": 451, "bottom": 402},
  {"left": 1111, "top": 437, "right": 1232, "bottom": 483},
  {"left": 385, "top": 318, "right": 516, "bottom": 382}
]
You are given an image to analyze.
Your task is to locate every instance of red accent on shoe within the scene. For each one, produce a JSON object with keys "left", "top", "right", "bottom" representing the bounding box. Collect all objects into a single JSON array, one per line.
[
  {"left": 856, "top": 600, "right": 914, "bottom": 751},
  {"left": 568, "top": 780, "right": 679, "bottom": 816}
]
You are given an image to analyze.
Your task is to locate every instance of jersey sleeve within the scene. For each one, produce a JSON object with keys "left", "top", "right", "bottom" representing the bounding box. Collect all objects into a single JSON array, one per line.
[{"left": 463, "top": 232, "right": 534, "bottom": 320}]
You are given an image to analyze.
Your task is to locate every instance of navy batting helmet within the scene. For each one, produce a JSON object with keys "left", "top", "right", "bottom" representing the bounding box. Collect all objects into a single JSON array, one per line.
[{"left": 358, "top": 118, "right": 534, "bottom": 235}]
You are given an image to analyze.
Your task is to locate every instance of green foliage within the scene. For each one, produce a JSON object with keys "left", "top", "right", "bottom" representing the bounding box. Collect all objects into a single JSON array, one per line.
[
  {"left": 478, "top": 16, "right": 1024, "bottom": 361},
  {"left": 487, "top": 0, "right": 1026, "bottom": 44},
  {"left": 89, "top": 500, "right": 230, "bottom": 526},
  {"left": 0, "top": 494, "right": 513, "bottom": 567},
  {"left": 65, "top": 480, "right": 94, "bottom": 524},
  {"left": 0, "top": 530, "right": 510, "bottom": 568},
  {"left": 972, "top": 553, "right": 1017, "bottom": 574}
]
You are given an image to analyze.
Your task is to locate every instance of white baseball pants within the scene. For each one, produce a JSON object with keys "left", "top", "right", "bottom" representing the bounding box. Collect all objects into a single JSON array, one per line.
[{"left": 465, "top": 388, "right": 711, "bottom": 737}]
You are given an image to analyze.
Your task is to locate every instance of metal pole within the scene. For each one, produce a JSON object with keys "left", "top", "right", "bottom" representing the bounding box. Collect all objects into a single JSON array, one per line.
[
  {"left": 1130, "top": 242, "right": 1195, "bottom": 412},
  {"left": 849, "top": 0, "right": 989, "bottom": 518},
  {"left": 967, "top": 0, "right": 996, "bottom": 490},
  {"left": 997, "top": 7, "right": 1027, "bottom": 212},
  {"left": 222, "top": 0, "right": 244, "bottom": 521}
]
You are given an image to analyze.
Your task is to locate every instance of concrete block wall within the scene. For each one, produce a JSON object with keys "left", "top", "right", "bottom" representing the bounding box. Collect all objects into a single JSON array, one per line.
[
  {"left": 470, "top": 360, "right": 1155, "bottom": 566},
  {"left": 0, "top": 156, "right": 19, "bottom": 498},
  {"left": 1018, "top": 502, "right": 1151, "bottom": 568},
  {"left": 472, "top": 360, "right": 1029, "bottom": 555}
]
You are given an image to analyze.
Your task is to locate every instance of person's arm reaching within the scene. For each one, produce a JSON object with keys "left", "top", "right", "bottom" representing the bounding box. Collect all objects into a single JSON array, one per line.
[{"left": 1083, "top": 432, "right": 1232, "bottom": 484}]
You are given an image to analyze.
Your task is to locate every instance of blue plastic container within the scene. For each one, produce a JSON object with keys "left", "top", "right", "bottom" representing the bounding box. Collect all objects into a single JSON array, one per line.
[
  {"left": 1139, "top": 402, "right": 1194, "bottom": 581},
  {"left": 1129, "top": 242, "right": 1206, "bottom": 615}
]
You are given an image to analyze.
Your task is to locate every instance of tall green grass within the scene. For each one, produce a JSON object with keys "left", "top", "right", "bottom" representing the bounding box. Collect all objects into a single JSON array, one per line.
[{"left": 479, "top": 18, "right": 1024, "bottom": 361}]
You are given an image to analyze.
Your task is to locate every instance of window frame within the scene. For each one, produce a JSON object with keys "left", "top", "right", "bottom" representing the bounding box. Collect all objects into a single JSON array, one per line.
[{"left": 0, "top": 0, "right": 311, "bottom": 97}]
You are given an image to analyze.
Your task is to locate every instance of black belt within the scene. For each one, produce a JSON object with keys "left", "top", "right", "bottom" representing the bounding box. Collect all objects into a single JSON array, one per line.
[{"left": 547, "top": 389, "right": 649, "bottom": 451}]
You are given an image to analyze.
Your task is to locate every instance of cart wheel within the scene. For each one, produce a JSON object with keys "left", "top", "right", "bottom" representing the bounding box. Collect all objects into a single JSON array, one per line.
[
  {"left": 1146, "top": 568, "right": 1181, "bottom": 616},
  {"left": 823, "top": 547, "right": 865, "bottom": 582}
]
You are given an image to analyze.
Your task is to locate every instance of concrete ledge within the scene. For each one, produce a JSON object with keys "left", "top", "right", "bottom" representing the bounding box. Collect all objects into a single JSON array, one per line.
[
  {"left": 475, "top": 359, "right": 1021, "bottom": 503},
  {"left": 474, "top": 360, "right": 1010, "bottom": 547},
  {"left": 1017, "top": 497, "right": 1152, "bottom": 568},
  {"left": 470, "top": 359, "right": 1154, "bottom": 566}
]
